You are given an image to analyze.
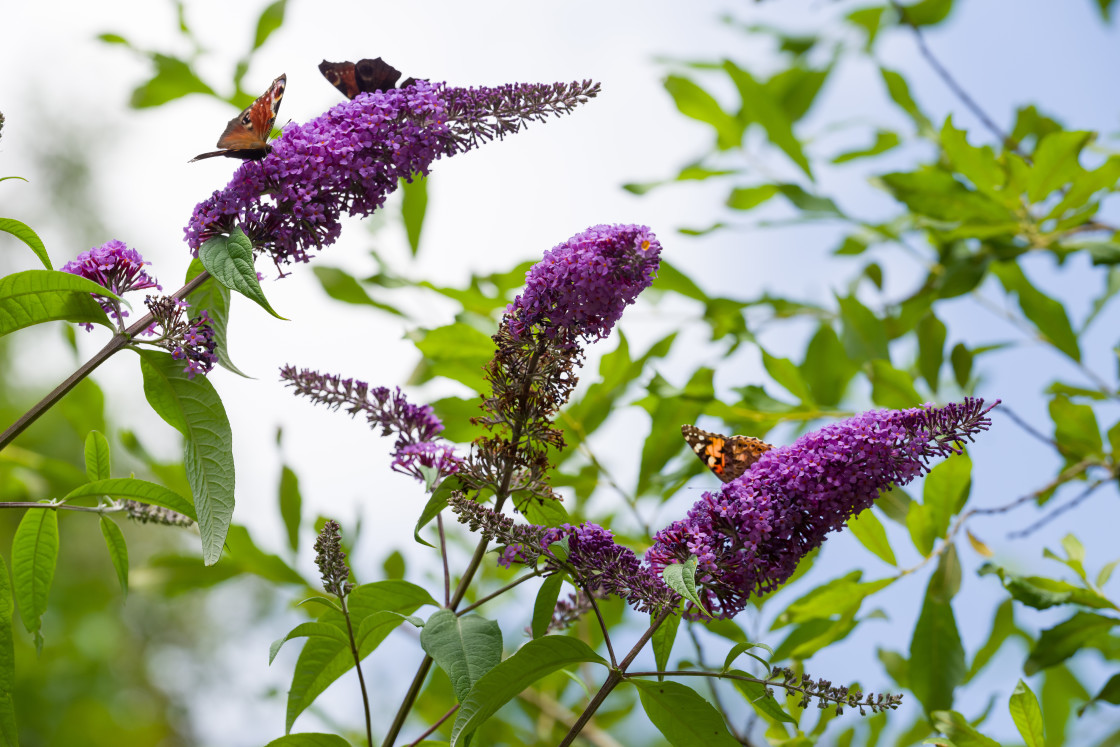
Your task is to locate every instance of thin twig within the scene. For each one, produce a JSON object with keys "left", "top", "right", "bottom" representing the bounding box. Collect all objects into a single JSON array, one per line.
[
  {"left": 404, "top": 704, "right": 459, "bottom": 747},
  {"left": 437, "top": 513, "right": 451, "bottom": 608},
  {"left": 340, "top": 593, "right": 374, "bottom": 747},
  {"left": 456, "top": 570, "right": 541, "bottom": 615},
  {"left": 1008, "top": 477, "right": 1113, "bottom": 539},
  {"left": 582, "top": 583, "right": 618, "bottom": 668}
]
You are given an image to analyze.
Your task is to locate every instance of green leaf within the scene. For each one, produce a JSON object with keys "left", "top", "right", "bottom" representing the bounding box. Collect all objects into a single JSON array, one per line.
[
  {"left": 252, "top": 0, "right": 287, "bottom": 50},
  {"left": 532, "top": 575, "right": 564, "bottom": 639},
  {"left": 1049, "top": 395, "right": 1104, "bottom": 460},
  {"left": 413, "top": 477, "right": 461, "bottom": 547},
  {"left": 992, "top": 263, "right": 1081, "bottom": 362},
  {"left": 12, "top": 507, "right": 59, "bottom": 645},
  {"left": 773, "top": 573, "right": 892, "bottom": 627},
  {"left": 131, "top": 53, "right": 215, "bottom": 108},
  {"left": 633, "top": 679, "right": 740, "bottom": 746},
  {"left": 279, "top": 465, "right": 302, "bottom": 553},
  {"left": 0, "top": 217, "right": 51, "bottom": 269},
  {"left": 662, "top": 557, "right": 708, "bottom": 617},
  {"left": 1025, "top": 612, "right": 1118, "bottom": 675},
  {"left": 832, "top": 130, "right": 901, "bottom": 163},
  {"left": 664, "top": 75, "right": 743, "bottom": 150},
  {"left": 263, "top": 734, "right": 353, "bottom": 747},
  {"left": 84, "top": 430, "right": 111, "bottom": 482},
  {"left": 1086, "top": 673, "right": 1120, "bottom": 708},
  {"left": 651, "top": 611, "right": 681, "bottom": 677},
  {"left": 721, "top": 641, "right": 773, "bottom": 672},
  {"left": 420, "top": 609, "right": 503, "bottom": 704},
  {"left": 727, "top": 184, "right": 780, "bottom": 211},
  {"left": 1026, "top": 131, "right": 1093, "bottom": 203},
  {"left": 923, "top": 453, "right": 972, "bottom": 537},
  {"left": 900, "top": 0, "right": 954, "bottom": 26},
  {"left": 967, "top": 599, "right": 1018, "bottom": 681},
  {"left": 287, "top": 581, "right": 436, "bottom": 732},
  {"left": 800, "top": 323, "right": 855, "bottom": 406},
  {"left": 847, "top": 507, "right": 897, "bottom": 566},
  {"left": 880, "top": 67, "right": 932, "bottom": 134},
  {"left": 64, "top": 478, "right": 196, "bottom": 522},
  {"left": 837, "top": 294, "right": 889, "bottom": 362},
  {"left": 761, "top": 350, "right": 814, "bottom": 404},
  {"left": 868, "top": 360, "right": 923, "bottom": 408},
  {"left": 99, "top": 516, "right": 129, "bottom": 597},
  {"left": 311, "top": 266, "right": 401, "bottom": 316},
  {"left": 1010, "top": 679, "right": 1045, "bottom": 747},
  {"left": 950, "top": 342, "right": 973, "bottom": 388},
  {"left": 930, "top": 711, "right": 1002, "bottom": 747},
  {"left": 450, "top": 636, "right": 607, "bottom": 745},
  {"left": 138, "top": 349, "right": 234, "bottom": 564},
  {"left": 916, "top": 312, "right": 947, "bottom": 390},
  {"left": 0, "top": 554, "right": 14, "bottom": 745},
  {"left": 199, "top": 229, "right": 286, "bottom": 319},
  {"left": 0, "top": 269, "right": 114, "bottom": 336},
  {"left": 269, "top": 622, "right": 351, "bottom": 664},
  {"left": 410, "top": 323, "right": 494, "bottom": 393},
  {"left": 185, "top": 259, "right": 247, "bottom": 377},
  {"left": 723, "top": 61, "right": 812, "bottom": 178},
  {"left": 909, "top": 557, "right": 965, "bottom": 714},
  {"left": 400, "top": 175, "right": 428, "bottom": 256},
  {"left": 940, "top": 117, "right": 1006, "bottom": 199},
  {"left": 731, "top": 676, "right": 797, "bottom": 724}
]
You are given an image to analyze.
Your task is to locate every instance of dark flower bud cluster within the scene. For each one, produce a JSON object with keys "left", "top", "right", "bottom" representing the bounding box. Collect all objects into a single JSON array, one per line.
[
  {"left": 61, "top": 240, "right": 161, "bottom": 329},
  {"left": 143, "top": 297, "right": 219, "bottom": 379},
  {"left": 645, "top": 399, "right": 1000, "bottom": 618},
  {"left": 122, "top": 500, "right": 194, "bottom": 527},
  {"left": 766, "top": 667, "right": 903, "bottom": 716},
  {"left": 314, "top": 519, "right": 354, "bottom": 598},
  {"left": 281, "top": 368, "right": 461, "bottom": 484},
  {"left": 185, "top": 80, "right": 599, "bottom": 271}
]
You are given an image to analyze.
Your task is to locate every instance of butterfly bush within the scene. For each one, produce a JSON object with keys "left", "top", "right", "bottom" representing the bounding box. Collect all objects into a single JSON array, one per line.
[
  {"left": 506, "top": 224, "right": 661, "bottom": 344},
  {"left": 185, "top": 80, "right": 600, "bottom": 269},
  {"left": 645, "top": 398, "right": 999, "bottom": 618},
  {"left": 281, "top": 368, "right": 461, "bottom": 483},
  {"left": 61, "top": 240, "right": 161, "bottom": 326}
]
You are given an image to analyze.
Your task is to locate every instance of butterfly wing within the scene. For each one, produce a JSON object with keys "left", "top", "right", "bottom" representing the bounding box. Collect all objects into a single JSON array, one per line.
[
  {"left": 191, "top": 74, "right": 286, "bottom": 162},
  {"left": 681, "top": 424, "right": 773, "bottom": 483},
  {"left": 354, "top": 57, "right": 403, "bottom": 94},
  {"left": 318, "top": 60, "right": 361, "bottom": 99}
]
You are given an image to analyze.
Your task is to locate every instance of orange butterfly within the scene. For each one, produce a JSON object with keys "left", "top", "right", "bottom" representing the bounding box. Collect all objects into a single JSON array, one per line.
[
  {"left": 190, "top": 74, "right": 286, "bottom": 162},
  {"left": 318, "top": 58, "right": 419, "bottom": 100},
  {"left": 681, "top": 424, "right": 773, "bottom": 483}
]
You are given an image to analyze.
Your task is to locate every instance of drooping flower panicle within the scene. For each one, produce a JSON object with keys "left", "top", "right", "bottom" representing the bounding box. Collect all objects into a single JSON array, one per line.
[
  {"left": 185, "top": 80, "right": 599, "bottom": 270},
  {"left": 144, "top": 297, "right": 219, "bottom": 378},
  {"left": 61, "top": 240, "right": 161, "bottom": 327},
  {"left": 645, "top": 398, "right": 999, "bottom": 618},
  {"left": 506, "top": 224, "right": 662, "bottom": 344},
  {"left": 281, "top": 367, "right": 461, "bottom": 482}
]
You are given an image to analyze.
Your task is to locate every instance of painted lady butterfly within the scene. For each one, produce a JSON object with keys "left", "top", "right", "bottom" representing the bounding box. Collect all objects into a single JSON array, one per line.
[{"left": 681, "top": 424, "right": 773, "bottom": 483}]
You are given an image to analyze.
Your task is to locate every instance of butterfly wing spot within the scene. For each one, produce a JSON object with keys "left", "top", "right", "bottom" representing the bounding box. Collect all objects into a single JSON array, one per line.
[{"left": 193, "top": 73, "right": 285, "bottom": 162}]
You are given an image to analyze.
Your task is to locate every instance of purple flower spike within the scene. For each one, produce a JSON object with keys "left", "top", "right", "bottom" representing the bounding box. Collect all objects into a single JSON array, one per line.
[
  {"left": 61, "top": 240, "right": 161, "bottom": 326},
  {"left": 186, "top": 80, "right": 599, "bottom": 270},
  {"left": 506, "top": 224, "right": 661, "bottom": 343},
  {"left": 645, "top": 399, "right": 999, "bottom": 619}
]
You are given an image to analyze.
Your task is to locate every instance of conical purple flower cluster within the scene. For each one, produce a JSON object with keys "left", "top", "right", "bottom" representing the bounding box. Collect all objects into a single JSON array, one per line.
[
  {"left": 61, "top": 240, "right": 160, "bottom": 326},
  {"left": 185, "top": 80, "right": 599, "bottom": 270},
  {"left": 506, "top": 224, "right": 661, "bottom": 343},
  {"left": 645, "top": 399, "right": 998, "bottom": 618}
]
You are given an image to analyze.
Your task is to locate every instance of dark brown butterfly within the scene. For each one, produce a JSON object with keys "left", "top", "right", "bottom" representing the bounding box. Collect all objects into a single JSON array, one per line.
[
  {"left": 318, "top": 58, "right": 419, "bottom": 99},
  {"left": 681, "top": 424, "right": 773, "bottom": 483},
  {"left": 190, "top": 74, "right": 286, "bottom": 162}
]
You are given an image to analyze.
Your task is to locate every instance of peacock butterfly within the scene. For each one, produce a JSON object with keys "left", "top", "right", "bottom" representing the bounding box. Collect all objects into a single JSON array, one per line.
[
  {"left": 318, "top": 58, "right": 419, "bottom": 99},
  {"left": 190, "top": 74, "right": 286, "bottom": 162}
]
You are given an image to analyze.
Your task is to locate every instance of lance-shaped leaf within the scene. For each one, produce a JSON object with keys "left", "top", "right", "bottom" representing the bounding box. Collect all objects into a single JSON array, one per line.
[
  {"left": 138, "top": 349, "right": 233, "bottom": 563},
  {"left": 65, "top": 477, "right": 196, "bottom": 522},
  {"left": 264, "top": 735, "right": 351, "bottom": 747},
  {"left": 12, "top": 507, "right": 59, "bottom": 648},
  {"left": 0, "top": 217, "right": 51, "bottom": 269},
  {"left": 420, "top": 609, "right": 503, "bottom": 703},
  {"left": 286, "top": 581, "right": 436, "bottom": 732},
  {"left": 531, "top": 575, "right": 564, "bottom": 640},
  {"left": 663, "top": 556, "right": 708, "bottom": 617},
  {"left": 198, "top": 228, "right": 286, "bottom": 319},
  {"left": 451, "top": 636, "right": 607, "bottom": 745},
  {"left": 633, "top": 679, "right": 740, "bottom": 746},
  {"left": 84, "top": 430, "right": 111, "bottom": 482},
  {"left": 99, "top": 516, "right": 129, "bottom": 596},
  {"left": 185, "top": 258, "right": 247, "bottom": 377},
  {"left": 0, "top": 269, "right": 114, "bottom": 337}
]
